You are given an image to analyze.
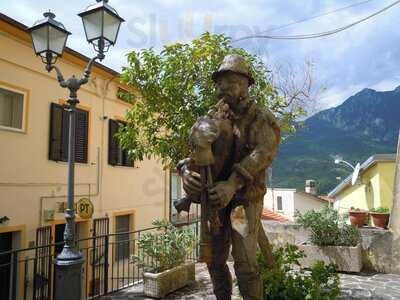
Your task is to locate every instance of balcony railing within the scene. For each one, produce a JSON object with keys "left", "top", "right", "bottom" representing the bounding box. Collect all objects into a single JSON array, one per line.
[{"left": 0, "top": 221, "right": 199, "bottom": 300}]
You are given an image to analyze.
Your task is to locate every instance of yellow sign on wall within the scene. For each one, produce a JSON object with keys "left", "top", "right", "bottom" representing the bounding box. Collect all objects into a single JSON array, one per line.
[{"left": 76, "top": 198, "right": 94, "bottom": 219}]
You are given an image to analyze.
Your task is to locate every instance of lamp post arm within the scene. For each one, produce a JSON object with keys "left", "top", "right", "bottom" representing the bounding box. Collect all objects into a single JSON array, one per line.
[
  {"left": 79, "top": 54, "right": 101, "bottom": 86},
  {"left": 46, "top": 54, "right": 101, "bottom": 103},
  {"left": 48, "top": 65, "right": 68, "bottom": 88},
  {"left": 339, "top": 160, "right": 355, "bottom": 171}
]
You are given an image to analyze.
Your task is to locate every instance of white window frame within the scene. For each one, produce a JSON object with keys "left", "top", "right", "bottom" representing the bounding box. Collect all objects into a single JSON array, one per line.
[{"left": 0, "top": 84, "right": 28, "bottom": 133}]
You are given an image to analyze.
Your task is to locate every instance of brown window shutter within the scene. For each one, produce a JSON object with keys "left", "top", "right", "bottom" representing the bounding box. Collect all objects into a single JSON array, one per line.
[
  {"left": 75, "top": 109, "right": 89, "bottom": 163},
  {"left": 108, "top": 119, "right": 120, "bottom": 165},
  {"left": 119, "top": 121, "right": 133, "bottom": 167},
  {"left": 49, "top": 103, "right": 64, "bottom": 161},
  {"left": 49, "top": 103, "right": 88, "bottom": 163},
  {"left": 109, "top": 120, "right": 133, "bottom": 167},
  {"left": 60, "top": 108, "right": 69, "bottom": 162},
  {"left": 123, "top": 149, "right": 133, "bottom": 167}
]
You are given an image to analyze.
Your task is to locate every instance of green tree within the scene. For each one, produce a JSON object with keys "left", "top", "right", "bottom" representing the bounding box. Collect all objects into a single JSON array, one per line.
[{"left": 118, "top": 33, "right": 306, "bottom": 167}]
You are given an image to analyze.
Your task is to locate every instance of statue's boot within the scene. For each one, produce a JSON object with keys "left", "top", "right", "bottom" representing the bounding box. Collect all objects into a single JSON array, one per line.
[{"left": 208, "top": 263, "right": 232, "bottom": 300}]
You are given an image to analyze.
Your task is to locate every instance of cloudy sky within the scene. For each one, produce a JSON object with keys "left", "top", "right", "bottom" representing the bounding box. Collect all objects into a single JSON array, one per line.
[{"left": 2, "top": 0, "right": 400, "bottom": 112}]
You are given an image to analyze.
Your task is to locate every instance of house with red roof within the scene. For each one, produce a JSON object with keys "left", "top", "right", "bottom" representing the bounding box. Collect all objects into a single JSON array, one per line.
[{"left": 263, "top": 181, "right": 333, "bottom": 221}]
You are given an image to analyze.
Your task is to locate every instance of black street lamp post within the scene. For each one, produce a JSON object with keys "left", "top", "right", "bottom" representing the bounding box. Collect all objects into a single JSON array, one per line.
[{"left": 27, "top": 1, "right": 124, "bottom": 299}]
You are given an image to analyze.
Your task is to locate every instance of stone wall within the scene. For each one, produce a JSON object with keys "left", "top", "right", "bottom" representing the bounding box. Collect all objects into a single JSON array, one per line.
[{"left": 262, "top": 220, "right": 396, "bottom": 274}]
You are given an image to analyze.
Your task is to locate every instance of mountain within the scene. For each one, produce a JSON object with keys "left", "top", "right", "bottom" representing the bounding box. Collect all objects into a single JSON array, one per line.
[{"left": 272, "top": 86, "right": 400, "bottom": 195}]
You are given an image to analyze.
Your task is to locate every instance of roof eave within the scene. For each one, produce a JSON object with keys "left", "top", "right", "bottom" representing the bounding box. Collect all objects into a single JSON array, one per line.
[{"left": 328, "top": 154, "right": 397, "bottom": 197}]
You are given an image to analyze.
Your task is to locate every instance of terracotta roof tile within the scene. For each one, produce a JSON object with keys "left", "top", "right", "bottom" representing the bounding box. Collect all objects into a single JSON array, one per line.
[
  {"left": 318, "top": 195, "right": 335, "bottom": 203},
  {"left": 261, "top": 208, "right": 289, "bottom": 222}
]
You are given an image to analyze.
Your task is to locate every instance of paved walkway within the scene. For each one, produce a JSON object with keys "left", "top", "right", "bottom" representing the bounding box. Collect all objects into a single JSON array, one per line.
[
  {"left": 99, "top": 264, "right": 241, "bottom": 300},
  {"left": 100, "top": 263, "right": 400, "bottom": 300},
  {"left": 339, "top": 273, "right": 400, "bottom": 300}
]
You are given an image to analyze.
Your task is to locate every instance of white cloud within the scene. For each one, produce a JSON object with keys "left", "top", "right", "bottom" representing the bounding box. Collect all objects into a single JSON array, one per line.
[
  {"left": 319, "top": 84, "right": 365, "bottom": 109},
  {"left": 370, "top": 78, "right": 400, "bottom": 92}
]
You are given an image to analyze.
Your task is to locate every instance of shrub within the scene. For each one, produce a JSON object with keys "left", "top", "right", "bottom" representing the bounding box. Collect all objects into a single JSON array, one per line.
[
  {"left": 131, "top": 220, "right": 197, "bottom": 273},
  {"left": 337, "top": 223, "right": 360, "bottom": 247},
  {"left": 258, "top": 244, "right": 340, "bottom": 300},
  {"left": 295, "top": 206, "right": 360, "bottom": 247},
  {"left": 370, "top": 207, "right": 390, "bottom": 213}
]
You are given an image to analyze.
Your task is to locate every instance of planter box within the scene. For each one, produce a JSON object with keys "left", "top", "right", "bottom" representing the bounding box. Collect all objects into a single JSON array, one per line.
[
  {"left": 143, "top": 262, "right": 195, "bottom": 298},
  {"left": 298, "top": 244, "right": 362, "bottom": 273}
]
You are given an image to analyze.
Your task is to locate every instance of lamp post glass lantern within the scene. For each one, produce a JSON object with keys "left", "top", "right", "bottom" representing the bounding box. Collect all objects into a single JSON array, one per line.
[
  {"left": 79, "top": 0, "right": 124, "bottom": 59},
  {"left": 27, "top": 2, "right": 123, "bottom": 299},
  {"left": 28, "top": 12, "right": 71, "bottom": 69}
]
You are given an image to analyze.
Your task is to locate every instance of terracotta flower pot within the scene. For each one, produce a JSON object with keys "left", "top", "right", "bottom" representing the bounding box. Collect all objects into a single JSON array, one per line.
[
  {"left": 349, "top": 211, "right": 368, "bottom": 228},
  {"left": 370, "top": 213, "right": 390, "bottom": 229}
]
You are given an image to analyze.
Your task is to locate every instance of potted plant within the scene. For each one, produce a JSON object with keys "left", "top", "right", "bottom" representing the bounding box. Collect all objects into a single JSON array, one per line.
[
  {"left": 370, "top": 207, "right": 390, "bottom": 229},
  {"left": 295, "top": 206, "right": 362, "bottom": 272},
  {"left": 348, "top": 207, "right": 369, "bottom": 228},
  {"left": 132, "top": 220, "right": 197, "bottom": 299}
]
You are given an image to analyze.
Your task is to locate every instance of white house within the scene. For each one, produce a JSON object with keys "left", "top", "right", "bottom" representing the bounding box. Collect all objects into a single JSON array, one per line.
[{"left": 264, "top": 185, "right": 332, "bottom": 221}]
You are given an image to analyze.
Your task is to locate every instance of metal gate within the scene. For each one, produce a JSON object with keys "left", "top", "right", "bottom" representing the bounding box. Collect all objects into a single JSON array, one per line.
[
  {"left": 33, "top": 226, "right": 52, "bottom": 300},
  {"left": 90, "top": 217, "right": 109, "bottom": 298}
]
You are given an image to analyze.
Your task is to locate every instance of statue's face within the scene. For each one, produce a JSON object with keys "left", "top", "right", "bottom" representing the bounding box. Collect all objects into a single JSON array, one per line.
[{"left": 215, "top": 72, "right": 249, "bottom": 106}]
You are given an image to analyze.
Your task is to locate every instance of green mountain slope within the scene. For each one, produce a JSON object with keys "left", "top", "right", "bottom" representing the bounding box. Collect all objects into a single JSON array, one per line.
[{"left": 272, "top": 86, "right": 400, "bottom": 194}]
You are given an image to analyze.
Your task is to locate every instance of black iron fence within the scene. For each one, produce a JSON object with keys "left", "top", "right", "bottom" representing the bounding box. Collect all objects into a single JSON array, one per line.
[{"left": 0, "top": 221, "right": 199, "bottom": 300}]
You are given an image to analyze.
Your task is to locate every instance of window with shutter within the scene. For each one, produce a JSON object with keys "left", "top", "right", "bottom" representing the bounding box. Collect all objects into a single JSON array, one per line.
[
  {"left": 108, "top": 119, "right": 119, "bottom": 166},
  {"left": 49, "top": 103, "right": 89, "bottom": 163},
  {"left": 108, "top": 119, "right": 133, "bottom": 167},
  {"left": 49, "top": 103, "right": 63, "bottom": 161},
  {"left": 75, "top": 109, "right": 89, "bottom": 163},
  {"left": 60, "top": 107, "right": 69, "bottom": 162}
]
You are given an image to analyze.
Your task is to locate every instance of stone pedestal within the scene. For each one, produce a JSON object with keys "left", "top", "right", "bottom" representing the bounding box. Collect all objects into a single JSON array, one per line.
[{"left": 54, "top": 257, "right": 84, "bottom": 300}]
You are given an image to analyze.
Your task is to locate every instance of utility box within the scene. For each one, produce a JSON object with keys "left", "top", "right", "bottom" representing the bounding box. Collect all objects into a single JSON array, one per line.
[
  {"left": 56, "top": 201, "right": 67, "bottom": 213},
  {"left": 43, "top": 209, "right": 55, "bottom": 221}
]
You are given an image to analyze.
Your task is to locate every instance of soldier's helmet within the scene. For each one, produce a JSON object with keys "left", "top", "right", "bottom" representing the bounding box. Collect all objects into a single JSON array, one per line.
[{"left": 212, "top": 54, "right": 255, "bottom": 85}]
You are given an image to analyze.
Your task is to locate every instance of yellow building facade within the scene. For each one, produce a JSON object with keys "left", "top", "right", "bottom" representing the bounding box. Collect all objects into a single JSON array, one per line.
[
  {"left": 0, "top": 13, "right": 171, "bottom": 251},
  {"left": 330, "top": 154, "right": 396, "bottom": 213}
]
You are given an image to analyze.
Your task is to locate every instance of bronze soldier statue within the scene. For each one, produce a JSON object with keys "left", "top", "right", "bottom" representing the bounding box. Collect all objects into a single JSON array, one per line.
[{"left": 176, "top": 54, "right": 281, "bottom": 300}]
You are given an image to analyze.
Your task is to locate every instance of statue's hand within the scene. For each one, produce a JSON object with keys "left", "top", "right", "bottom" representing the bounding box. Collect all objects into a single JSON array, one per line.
[
  {"left": 208, "top": 180, "right": 235, "bottom": 209},
  {"left": 182, "top": 167, "right": 202, "bottom": 196}
]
